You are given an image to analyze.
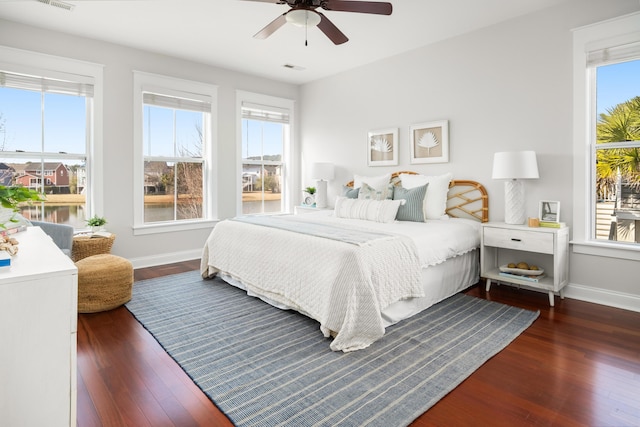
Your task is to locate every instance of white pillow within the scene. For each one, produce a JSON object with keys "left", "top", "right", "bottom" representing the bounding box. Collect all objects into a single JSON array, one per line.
[
  {"left": 400, "top": 172, "right": 452, "bottom": 220},
  {"left": 353, "top": 173, "right": 391, "bottom": 191},
  {"left": 334, "top": 197, "right": 404, "bottom": 223}
]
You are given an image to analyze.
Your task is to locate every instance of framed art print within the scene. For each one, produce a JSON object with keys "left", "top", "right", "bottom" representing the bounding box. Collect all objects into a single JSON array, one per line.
[
  {"left": 539, "top": 200, "right": 560, "bottom": 223},
  {"left": 367, "top": 128, "right": 398, "bottom": 166},
  {"left": 410, "top": 120, "right": 449, "bottom": 164}
]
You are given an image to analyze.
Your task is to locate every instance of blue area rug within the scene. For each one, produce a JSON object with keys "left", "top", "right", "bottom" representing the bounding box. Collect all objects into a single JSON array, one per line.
[{"left": 126, "top": 270, "right": 539, "bottom": 427}]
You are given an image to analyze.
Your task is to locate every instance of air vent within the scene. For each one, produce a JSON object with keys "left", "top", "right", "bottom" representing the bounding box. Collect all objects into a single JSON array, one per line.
[
  {"left": 283, "top": 64, "right": 306, "bottom": 71},
  {"left": 35, "top": 0, "right": 75, "bottom": 11}
]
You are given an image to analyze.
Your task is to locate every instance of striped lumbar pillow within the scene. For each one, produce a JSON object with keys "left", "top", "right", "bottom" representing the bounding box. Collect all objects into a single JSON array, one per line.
[
  {"left": 334, "top": 197, "right": 404, "bottom": 223},
  {"left": 393, "top": 183, "right": 429, "bottom": 222}
]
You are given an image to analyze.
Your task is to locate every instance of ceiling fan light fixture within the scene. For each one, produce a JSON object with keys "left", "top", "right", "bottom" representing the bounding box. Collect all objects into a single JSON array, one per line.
[{"left": 286, "top": 9, "right": 321, "bottom": 27}]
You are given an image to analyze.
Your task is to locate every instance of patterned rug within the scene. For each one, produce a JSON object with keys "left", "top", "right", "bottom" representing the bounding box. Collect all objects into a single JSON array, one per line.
[{"left": 126, "top": 270, "right": 539, "bottom": 427}]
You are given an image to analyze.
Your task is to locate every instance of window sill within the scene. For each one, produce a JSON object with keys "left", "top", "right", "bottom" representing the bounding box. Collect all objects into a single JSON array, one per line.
[
  {"left": 571, "top": 239, "right": 640, "bottom": 261},
  {"left": 133, "top": 219, "right": 218, "bottom": 236}
]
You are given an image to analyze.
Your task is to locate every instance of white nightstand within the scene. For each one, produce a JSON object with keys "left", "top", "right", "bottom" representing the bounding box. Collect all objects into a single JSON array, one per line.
[
  {"left": 294, "top": 205, "right": 330, "bottom": 214},
  {"left": 480, "top": 222, "right": 569, "bottom": 306}
]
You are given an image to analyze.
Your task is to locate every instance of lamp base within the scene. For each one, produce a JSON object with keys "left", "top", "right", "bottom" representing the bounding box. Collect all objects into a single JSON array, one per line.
[
  {"left": 316, "top": 179, "right": 328, "bottom": 209},
  {"left": 504, "top": 180, "right": 526, "bottom": 225}
]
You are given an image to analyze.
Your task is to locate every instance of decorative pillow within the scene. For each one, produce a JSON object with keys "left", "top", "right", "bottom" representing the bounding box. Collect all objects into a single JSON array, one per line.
[
  {"left": 393, "top": 183, "right": 429, "bottom": 222},
  {"left": 400, "top": 172, "right": 452, "bottom": 220},
  {"left": 353, "top": 173, "right": 391, "bottom": 191},
  {"left": 334, "top": 197, "right": 404, "bottom": 223},
  {"left": 358, "top": 182, "right": 394, "bottom": 201},
  {"left": 341, "top": 185, "right": 360, "bottom": 199}
]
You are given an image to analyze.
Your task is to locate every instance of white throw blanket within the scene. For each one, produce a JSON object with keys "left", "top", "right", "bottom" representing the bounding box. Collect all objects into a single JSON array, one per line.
[{"left": 200, "top": 216, "right": 423, "bottom": 352}]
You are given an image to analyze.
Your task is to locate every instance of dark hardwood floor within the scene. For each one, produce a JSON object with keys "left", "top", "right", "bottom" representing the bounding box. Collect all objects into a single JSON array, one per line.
[{"left": 77, "top": 260, "right": 640, "bottom": 426}]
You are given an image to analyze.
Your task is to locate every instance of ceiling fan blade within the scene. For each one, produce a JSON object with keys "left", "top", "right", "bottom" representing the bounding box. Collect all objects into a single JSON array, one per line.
[
  {"left": 317, "top": 12, "right": 348, "bottom": 45},
  {"left": 253, "top": 13, "right": 287, "bottom": 39},
  {"left": 322, "top": 0, "right": 392, "bottom": 15}
]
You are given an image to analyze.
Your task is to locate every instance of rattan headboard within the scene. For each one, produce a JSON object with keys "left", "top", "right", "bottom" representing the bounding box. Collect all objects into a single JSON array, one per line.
[{"left": 345, "top": 171, "right": 489, "bottom": 223}]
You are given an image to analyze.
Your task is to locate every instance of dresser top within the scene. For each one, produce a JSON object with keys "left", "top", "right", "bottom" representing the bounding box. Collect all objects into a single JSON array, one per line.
[{"left": 0, "top": 227, "right": 77, "bottom": 284}]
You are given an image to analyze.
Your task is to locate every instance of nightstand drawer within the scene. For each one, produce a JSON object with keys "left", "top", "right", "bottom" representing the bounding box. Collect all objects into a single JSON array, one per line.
[{"left": 483, "top": 227, "right": 554, "bottom": 254}]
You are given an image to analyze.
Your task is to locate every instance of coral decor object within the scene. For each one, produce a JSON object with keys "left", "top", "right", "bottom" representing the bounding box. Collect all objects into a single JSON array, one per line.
[{"left": 0, "top": 235, "right": 19, "bottom": 256}]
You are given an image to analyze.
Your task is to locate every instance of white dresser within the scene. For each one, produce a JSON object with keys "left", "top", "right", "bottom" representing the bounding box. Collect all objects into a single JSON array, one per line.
[{"left": 0, "top": 227, "right": 78, "bottom": 427}]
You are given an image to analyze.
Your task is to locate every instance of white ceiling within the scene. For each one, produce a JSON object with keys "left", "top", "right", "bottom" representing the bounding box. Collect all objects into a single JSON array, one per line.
[{"left": 0, "top": 0, "right": 571, "bottom": 84}]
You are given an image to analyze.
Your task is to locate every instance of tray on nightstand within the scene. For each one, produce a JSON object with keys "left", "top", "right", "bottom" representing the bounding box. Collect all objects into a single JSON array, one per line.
[{"left": 499, "top": 265, "right": 545, "bottom": 276}]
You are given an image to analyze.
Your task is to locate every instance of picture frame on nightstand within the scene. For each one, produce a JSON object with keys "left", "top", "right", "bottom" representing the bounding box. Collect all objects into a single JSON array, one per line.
[{"left": 539, "top": 200, "right": 560, "bottom": 223}]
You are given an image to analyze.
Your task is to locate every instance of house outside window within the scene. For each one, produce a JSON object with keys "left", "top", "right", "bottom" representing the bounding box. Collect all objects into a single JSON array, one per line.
[
  {"left": 133, "top": 71, "right": 217, "bottom": 234},
  {"left": 0, "top": 50, "right": 102, "bottom": 228},
  {"left": 238, "top": 91, "right": 294, "bottom": 215}
]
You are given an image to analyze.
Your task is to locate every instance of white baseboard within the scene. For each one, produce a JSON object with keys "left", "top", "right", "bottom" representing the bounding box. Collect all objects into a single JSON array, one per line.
[
  {"left": 564, "top": 282, "right": 640, "bottom": 313},
  {"left": 129, "top": 249, "right": 202, "bottom": 270}
]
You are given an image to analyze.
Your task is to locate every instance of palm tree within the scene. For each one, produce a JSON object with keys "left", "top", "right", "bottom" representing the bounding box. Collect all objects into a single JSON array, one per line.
[{"left": 596, "top": 96, "right": 640, "bottom": 199}]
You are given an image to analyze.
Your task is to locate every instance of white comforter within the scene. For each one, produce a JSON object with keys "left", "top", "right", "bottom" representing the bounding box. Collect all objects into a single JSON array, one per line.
[{"left": 200, "top": 212, "right": 480, "bottom": 352}]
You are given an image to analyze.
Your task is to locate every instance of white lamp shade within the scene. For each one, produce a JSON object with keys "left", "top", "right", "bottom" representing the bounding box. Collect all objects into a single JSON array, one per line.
[
  {"left": 492, "top": 151, "right": 539, "bottom": 180},
  {"left": 311, "top": 162, "right": 335, "bottom": 181},
  {"left": 286, "top": 9, "right": 321, "bottom": 27}
]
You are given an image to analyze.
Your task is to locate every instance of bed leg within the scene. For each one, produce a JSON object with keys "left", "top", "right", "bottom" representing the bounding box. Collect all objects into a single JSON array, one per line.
[{"left": 485, "top": 278, "right": 492, "bottom": 292}]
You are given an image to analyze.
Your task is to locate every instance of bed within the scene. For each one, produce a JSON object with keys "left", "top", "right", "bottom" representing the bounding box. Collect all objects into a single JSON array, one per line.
[{"left": 201, "top": 171, "right": 488, "bottom": 352}]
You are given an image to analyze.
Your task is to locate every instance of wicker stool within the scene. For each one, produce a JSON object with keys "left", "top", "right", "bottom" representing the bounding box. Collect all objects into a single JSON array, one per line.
[
  {"left": 77, "top": 254, "right": 133, "bottom": 313},
  {"left": 72, "top": 234, "right": 116, "bottom": 262}
]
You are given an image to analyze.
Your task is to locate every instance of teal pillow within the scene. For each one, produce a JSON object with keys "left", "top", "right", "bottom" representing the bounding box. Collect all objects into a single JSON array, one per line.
[
  {"left": 358, "top": 182, "right": 394, "bottom": 201},
  {"left": 393, "top": 184, "right": 428, "bottom": 222},
  {"left": 342, "top": 186, "right": 360, "bottom": 199}
]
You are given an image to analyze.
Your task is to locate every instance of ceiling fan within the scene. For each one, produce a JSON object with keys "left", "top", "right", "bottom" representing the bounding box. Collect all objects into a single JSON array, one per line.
[{"left": 244, "top": 0, "right": 393, "bottom": 45}]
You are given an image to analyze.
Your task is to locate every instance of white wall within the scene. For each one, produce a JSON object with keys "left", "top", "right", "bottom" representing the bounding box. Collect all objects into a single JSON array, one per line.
[
  {"left": 0, "top": 18, "right": 299, "bottom": 267},
  {"left": 300, "top": 0, "right": 640, "bottom": 310}
]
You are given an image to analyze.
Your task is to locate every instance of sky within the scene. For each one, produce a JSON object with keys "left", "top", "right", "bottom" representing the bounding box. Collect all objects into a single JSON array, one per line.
[
  {"left": 144, "top": 106, "right": 203, "bottom": 157},
  {"left": 242, "top": 119, "right": 285, "bottom": 160},
  {"left": 0, "top": 88, "right": 86, "bottom": 154},
  {"left": 596, "top": 59, "right": 640, "bottom": 116},
  {"left": 0, "top": 60, "right": 638, "bottom": 156},
  {"left": 0, "top": 89, "right": 285, "bottom": 159}
]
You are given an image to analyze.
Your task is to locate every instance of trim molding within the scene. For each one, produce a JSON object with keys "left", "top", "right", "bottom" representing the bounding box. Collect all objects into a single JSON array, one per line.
[
  {"left": 129, "top": 249, "right": 202, "bottom": 270},
  {"left": 564, "top": 282, "right": 640, "bottom": 313}
]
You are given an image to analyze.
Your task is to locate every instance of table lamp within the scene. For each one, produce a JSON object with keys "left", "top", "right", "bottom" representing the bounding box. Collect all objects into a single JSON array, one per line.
[
  {"left": 311, "top": 162, "right": 334, "bottom": 209},
  {"left": 492, "top": 151, "right": 539, "bottom": 224}
]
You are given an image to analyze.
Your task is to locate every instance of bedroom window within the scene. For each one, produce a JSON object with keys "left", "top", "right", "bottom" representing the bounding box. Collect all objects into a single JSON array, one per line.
[
  {"left": 590, "top": 53, "right": 640, "bottom": 246},
  {"left": 573, "top": 12, "right": 640, "bottom": 259},
  {"left": 239, "top": 95, "right": 292, "bottom": 215},
  {"left": 133, "top": 72, "right": 217, "bottom": 234},
  {"left": 0, "top": 63, "right": 99, "bottom": 229}
]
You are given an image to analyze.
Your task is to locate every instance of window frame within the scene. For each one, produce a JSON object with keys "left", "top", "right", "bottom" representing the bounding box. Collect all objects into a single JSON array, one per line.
[
  {"left": 236, "top": 91, "right": 295, "bottom": 216},
  {"left": 132, "top": 71, "right": 218, "bottom": 235},
  {"left": 0, "top": 46, "right": 104, "bottom": 228},
  {"left": 572, "top": 12, "right": 640, "bottom": 261}
]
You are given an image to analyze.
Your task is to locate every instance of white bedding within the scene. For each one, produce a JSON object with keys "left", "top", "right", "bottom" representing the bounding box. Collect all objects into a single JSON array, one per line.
[
  {"left": 301, "top": 210, "right": 481, "bottom": 268},
  {"left": 201, "top": 211, "right": 481, "bottom": 352}
]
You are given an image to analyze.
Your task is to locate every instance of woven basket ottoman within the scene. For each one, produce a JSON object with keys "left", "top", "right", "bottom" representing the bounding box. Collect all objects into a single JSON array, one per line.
[{"left": 76, "top": 254, "right": 133, "bottom": 313}]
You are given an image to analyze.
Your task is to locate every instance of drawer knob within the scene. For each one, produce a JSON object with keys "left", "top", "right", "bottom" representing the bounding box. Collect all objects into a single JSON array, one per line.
[{"left": 511, "top": 238, "right": 522, "bottom": 242}]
